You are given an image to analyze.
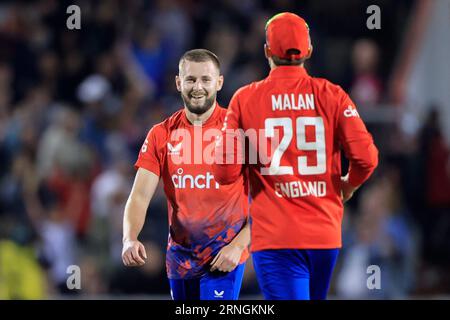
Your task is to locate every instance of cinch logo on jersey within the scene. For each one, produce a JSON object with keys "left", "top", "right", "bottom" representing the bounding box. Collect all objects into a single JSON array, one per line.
[
  {"left": 171, "top": 168, "right": 219, "bottom": 189},
  {"left": 344, "top": 105, "right": 360, "bottom": 118}
]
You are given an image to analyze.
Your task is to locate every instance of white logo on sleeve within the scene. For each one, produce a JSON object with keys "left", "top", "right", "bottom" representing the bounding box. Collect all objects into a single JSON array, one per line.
[
  {"left": 344, "top": 105, "right": 360, "bottom": 118},
  {"left": 167, "top": 142, "right": 182, "bottom": 155},
  {"left": 214, "top": 290, "right": 224, "bottom": 298},
  {"left": 141, "top": 139, "right": 149, "bottom": 153}
]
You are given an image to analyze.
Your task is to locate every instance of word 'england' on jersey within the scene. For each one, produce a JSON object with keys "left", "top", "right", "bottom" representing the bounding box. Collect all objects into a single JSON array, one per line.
[
  {"left": 274, "top": 180, "right": 327, "bottom": 198},
  {"left": 272, "top": 93, "right": 315, "bottom": 111}
]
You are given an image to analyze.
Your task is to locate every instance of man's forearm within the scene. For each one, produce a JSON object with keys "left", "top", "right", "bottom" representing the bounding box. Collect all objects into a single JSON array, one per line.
[
  {"left": 346, "top": 140, "right": 379, "bottom": 187},
  {"left": 213, "top": 131, "right": 244, "bottom": 185},
  {"left": 123, "top": 196, "right": 148, "bottom": 243},
  {"left": 229, "top": 219, "right": 251, "bottom": 250}
]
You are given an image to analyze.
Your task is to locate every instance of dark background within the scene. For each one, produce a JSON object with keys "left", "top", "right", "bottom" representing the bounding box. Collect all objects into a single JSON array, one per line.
[{"left": 1, "top": 0, "right": 449, "bottom": 299}]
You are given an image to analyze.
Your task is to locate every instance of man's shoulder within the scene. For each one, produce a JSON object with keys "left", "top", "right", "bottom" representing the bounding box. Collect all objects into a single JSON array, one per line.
[
  {"left": 234, "top": 74, "right": 347, "bottom": 97},
  {"left": 216, "top": 104, "right": 228, "bottom": 117},
  {"left": 310, "top": 76, "right": 347, "bottom": 97},
  {"left": 231, "top": 80, "right": 265, "bottom": 103},
  {"left": 147, "top": 108, "right": 185, "bottom": 136}
]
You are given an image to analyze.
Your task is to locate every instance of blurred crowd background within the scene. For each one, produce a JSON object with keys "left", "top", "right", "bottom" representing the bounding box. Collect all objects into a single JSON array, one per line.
[{"left": 1, "top": 0, "right": 449, "bottom": 299}]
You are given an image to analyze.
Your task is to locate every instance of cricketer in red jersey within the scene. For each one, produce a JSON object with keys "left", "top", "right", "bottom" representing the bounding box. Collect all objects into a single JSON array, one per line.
[
  {"left": 213, "top": 12, "right": 379, "bottom": 299},
  {"left": 123, "top": 49, "right": 250, "bottom": 300}
]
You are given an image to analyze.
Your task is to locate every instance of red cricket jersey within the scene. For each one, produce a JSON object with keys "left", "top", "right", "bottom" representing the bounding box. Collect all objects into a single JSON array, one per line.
[
  {"left": 135, "top": 104, "right": 249, "bottom": 279},
  {"left": 214, "top": 66, "right": 378, "bottom": 251}
]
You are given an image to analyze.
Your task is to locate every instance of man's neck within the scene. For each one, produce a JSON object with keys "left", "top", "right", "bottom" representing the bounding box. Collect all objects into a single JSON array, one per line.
[
  {"left": 269, "top": 60, "right": 305, "bottom": 70},
  {"left": 185, "top": 102, "right": 217, "bottom": 125}
]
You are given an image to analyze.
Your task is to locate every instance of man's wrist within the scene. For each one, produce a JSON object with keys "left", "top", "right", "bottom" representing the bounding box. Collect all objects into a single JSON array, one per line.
[
  {"left": 123, "top": 236, "right": 138, "bottom": 244},
  {"left": 229, "top": 241, "right": 247, "bottom": 250}
]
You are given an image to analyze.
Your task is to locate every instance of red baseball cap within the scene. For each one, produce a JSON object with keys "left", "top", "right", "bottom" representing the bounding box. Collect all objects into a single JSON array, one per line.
[{"left": 265, "top": 12, "right": 311, "bottom": 60}]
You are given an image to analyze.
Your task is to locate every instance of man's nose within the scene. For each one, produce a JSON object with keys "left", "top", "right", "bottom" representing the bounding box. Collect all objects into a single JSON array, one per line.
[{"left": 193, "top": 79, "right": 203, "bottom": 90}]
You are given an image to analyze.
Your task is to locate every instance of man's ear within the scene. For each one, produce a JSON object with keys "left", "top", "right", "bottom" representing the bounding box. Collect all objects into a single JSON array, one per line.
[
  {"left": 305, "top": 45, "right": 313, "bottom": 59},
  {"left": 264, "top": 44, "right": 271, "bottom": 59},
  {"left": 216, "top": 75, "right": 224, "bottom": 91},
  {"left": 175, "top": 75, "right": 181, "bottom": 92}
]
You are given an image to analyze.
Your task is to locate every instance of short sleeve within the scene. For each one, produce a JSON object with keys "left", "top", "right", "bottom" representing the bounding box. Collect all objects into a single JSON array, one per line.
[{"left": 134, "top": 126, "right": 162, "bottom": 177}]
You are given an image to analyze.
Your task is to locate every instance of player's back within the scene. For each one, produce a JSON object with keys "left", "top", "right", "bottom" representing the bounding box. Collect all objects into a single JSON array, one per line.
[{"left": 227, "top": 66, "right": 377, "bottom": 251}]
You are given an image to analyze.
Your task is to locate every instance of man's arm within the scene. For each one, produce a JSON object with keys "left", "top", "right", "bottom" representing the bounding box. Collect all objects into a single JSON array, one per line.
[
  {"left": 122, "top": 168, "right": 159, "bottom": 266},
  {"left": 337, "top": 90, "right": 379, "bottom": 201},
  {"left": 210, "top": 219, "right": 250, "bottom": 272},
  {"left": 214, "top": 130, "right": 245, "bottom": 185},
  {"left": 213, "top": 87, "right": 246, "bottom": 185}
]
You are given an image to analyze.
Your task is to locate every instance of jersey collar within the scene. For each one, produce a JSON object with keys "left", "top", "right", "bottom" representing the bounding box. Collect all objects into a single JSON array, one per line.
[
  {"left": 182, "top": 102, "right": 221, "bottom": 127},
  {"left": 268, "top": 66, "right": 309, "bottom": 79}
]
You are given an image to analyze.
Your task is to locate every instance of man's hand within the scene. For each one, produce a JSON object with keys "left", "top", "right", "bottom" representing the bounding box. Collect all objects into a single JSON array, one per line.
[
  {"left": 122, "top": 240, "right": 147, "bottom": 267},
  {"left": 210, "top": 243, "right": 245, "bottom": 272},
  {"left": 341, "top": 174, "right": 358, "bottom": 203}
]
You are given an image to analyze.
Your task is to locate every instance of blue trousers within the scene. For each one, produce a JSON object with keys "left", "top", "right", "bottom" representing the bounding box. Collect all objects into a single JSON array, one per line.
[
  {"left": 169, "top": 263, "right": 245, "bottom": 300},
  {"left": 252, "top": 249, "right": 339, "bottom": 300}
]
